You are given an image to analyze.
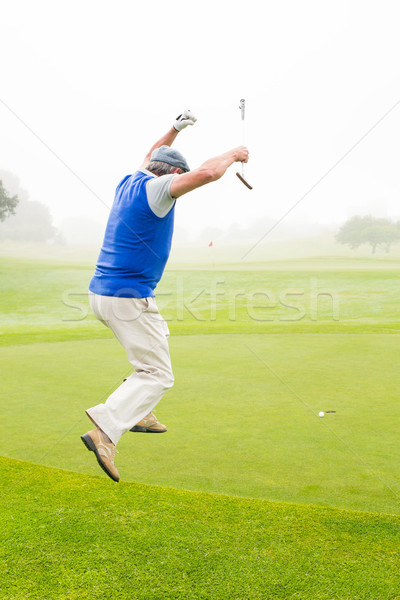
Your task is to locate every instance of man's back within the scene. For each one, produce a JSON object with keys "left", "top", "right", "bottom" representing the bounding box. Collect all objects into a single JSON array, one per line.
[{"left": 89, "top": 170, "right": 175, "bottom": 299}]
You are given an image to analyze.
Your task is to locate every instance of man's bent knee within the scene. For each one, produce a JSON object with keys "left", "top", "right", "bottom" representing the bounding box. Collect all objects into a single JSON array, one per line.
[{"left": 163, "top": 371, "right": 174, "bottom": 391}]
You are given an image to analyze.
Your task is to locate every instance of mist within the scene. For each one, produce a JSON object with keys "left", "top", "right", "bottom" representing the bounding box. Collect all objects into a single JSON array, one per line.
[
  {"left": 2, "top": 0, "right": 400, "bottom": 256},
  {"left": 3, "top": 163, "right": 400, "bottom": 265}
]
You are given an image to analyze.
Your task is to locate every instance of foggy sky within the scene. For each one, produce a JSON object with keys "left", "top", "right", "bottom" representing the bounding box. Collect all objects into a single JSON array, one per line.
[{"left": 2, "top": 0, "right": 400, "bottom": 250}]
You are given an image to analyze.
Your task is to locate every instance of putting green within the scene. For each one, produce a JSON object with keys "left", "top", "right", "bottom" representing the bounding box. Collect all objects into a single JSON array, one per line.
[{"left": 1, "top": 332, "right": 399, "bottom": 514}]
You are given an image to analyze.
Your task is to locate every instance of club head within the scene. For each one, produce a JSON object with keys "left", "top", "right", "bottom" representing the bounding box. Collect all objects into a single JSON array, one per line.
[{"left": 236, "top": 172, "right": 253, "bottom": 190}]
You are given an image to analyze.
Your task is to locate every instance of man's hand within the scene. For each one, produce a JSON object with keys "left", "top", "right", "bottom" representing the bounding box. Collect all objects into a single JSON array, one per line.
[
  {"left": 170, "top": 146, "right": 250, "bottom": 199},
  {"left": 173, "top": 110, "right": 197, "bottom": 132},
  {"left": 141, "top": 110, "right": 197, "bottom": 168},
  {"left": 234, "top": 146, "right": 249, "bottom": 163}
]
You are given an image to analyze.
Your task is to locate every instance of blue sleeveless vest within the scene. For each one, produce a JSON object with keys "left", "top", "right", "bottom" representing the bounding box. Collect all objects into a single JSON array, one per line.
[{"left": 89, "top": 171, "right": 175, "bottom": 298}]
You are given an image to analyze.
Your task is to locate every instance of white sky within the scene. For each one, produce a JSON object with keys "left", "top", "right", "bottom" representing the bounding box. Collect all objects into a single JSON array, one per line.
[{"left": 2, "top": 0, "right": 400, "bottom": 240}]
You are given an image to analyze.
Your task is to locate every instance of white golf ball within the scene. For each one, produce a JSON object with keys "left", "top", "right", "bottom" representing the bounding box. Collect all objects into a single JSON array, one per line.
[{"left": 318, "top": 411, "right": 325, "bottom": 418}]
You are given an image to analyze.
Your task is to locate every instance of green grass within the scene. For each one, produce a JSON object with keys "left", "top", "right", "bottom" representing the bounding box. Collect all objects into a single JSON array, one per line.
[
  {"left": 1, "top": 256, "right": 400, "bottom": 345},
  {"left": 1, "top": 252, "right": 400, "bottom": 598},
  {"left": 1, "top": 457, "right": 400, "bottom": 600},
  {"left": 1, "top": 332, "right": 399, "bottom": 514}
]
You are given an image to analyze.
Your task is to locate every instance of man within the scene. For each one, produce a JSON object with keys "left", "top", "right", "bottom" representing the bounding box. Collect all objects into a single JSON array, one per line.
[{"left": 81, "top": 109, "right": 249, "bottom": 482}]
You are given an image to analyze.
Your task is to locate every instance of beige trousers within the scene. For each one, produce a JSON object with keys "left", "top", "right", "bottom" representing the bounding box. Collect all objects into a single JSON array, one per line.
[{"left": 86, "top": 293, "right": 174, "bottom": 445}]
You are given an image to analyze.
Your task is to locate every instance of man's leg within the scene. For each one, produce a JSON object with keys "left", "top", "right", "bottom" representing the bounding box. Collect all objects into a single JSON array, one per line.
[{"left": 85, "top": 294, "right": 174, "bottom": 446}]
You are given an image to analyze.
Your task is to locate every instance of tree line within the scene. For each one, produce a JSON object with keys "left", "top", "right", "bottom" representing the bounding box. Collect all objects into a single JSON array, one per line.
[
  {"left": 1, "top": 169, "right": 399, "bottom": 253},
  {"left": 335, "top": 215, "right": 400, "bottom": 254},
  {"left": 0, "top": 171, "right": 63, "bottom": 243}
]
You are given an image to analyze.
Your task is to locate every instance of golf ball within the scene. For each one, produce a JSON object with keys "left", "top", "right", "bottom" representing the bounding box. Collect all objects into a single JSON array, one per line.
[{"left": 318, "top": 411, "right": 325, "bottom": 418}]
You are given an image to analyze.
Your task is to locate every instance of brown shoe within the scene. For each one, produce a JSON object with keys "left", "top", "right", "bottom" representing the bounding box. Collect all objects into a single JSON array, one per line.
[
  {"left": 130, "top": 412, "right": 167, "bottom": 433},
  {"left": 81, "top": 428, "right": 120, "bottom": 482}
]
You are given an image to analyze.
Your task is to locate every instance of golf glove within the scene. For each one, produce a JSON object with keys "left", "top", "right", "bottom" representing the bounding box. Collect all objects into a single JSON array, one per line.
[{"left": 173, "top": 109, "right": 197, "bottom": 131}]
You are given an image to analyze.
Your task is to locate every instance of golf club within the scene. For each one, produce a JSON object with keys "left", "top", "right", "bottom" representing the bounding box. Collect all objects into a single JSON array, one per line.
[{"left": 236, "top": 98, "right": 253, "bottom": 190}]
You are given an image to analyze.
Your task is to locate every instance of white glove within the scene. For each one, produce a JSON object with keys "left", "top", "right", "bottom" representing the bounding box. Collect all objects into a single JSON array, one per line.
[{"left": 173, "top": 109, "right": 197, "bottom": 132}]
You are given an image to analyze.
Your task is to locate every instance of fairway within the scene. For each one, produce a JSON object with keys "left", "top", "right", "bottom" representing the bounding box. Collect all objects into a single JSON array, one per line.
[{"left": 1, "top": 253, "right": 400, "bottom": 598}]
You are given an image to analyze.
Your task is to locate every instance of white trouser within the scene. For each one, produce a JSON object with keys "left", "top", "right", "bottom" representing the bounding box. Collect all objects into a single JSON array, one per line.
[{"left": 86, "top": 293, "right": 174, "bottom": 445}]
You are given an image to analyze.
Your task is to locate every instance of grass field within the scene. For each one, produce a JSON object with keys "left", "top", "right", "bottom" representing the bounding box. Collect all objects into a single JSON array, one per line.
[
  {"left": 1, "top": 248, "right": 400, "bottom": 598},
  {"left": 2, "top": 457, "right": 400, "bottom": 600}
]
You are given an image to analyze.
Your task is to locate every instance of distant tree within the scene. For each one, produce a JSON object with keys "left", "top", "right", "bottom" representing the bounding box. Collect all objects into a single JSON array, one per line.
[
  {"left": 0, "top": 180, "right": 19, "bottom": 222},
  {"left": 0, "top": 199, "right": 56, "bottom": 242},
  {"left": 336, "top": 215, "right": 400, "bottom": 254},
  {"left": 0, "top": 170, "right": 58, "bottom": 243},
  {"left": 361, "top": 224, "right": 400, "bottom": 254}
]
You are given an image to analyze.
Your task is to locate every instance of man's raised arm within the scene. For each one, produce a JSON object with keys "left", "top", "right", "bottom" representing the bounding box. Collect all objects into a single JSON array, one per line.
[
  {"left": 170, "top": 146, "right": 249, "bottom": 198},
  {"left": 140, "top": 110, "right": 197, "bottom": 168}
]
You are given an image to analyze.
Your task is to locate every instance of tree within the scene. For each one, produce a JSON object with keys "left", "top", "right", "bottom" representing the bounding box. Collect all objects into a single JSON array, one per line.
[
  {"left": 0, "top": 180, "right": 19, "bottom": 222},
  {"left": 0, "top": 198, "right": 56, "bottom": 242},
  {"left": 361, "top": 225, "right": 400, "bottom": 254},
  {"left": 335, "top": 215, "right": 400, "bottom": 254},
  {"left": 0, "top": 170, "right": 58, "bottom": 243}
]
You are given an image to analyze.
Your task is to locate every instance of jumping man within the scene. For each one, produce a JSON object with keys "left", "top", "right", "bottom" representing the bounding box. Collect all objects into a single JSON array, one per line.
[{"left": 81, "top": 109, "right": 249, "bottom": 481}]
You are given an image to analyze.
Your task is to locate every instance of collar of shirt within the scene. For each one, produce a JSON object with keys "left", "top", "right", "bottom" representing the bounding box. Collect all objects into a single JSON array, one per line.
[{"left": 139, "top": 168, "right": 156, "bottom": 178}]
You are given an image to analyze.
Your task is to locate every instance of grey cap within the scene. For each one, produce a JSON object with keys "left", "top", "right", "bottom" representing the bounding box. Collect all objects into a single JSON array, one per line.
[{"left": 150, "top": 145, "right": 190, "bottom": 172}]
